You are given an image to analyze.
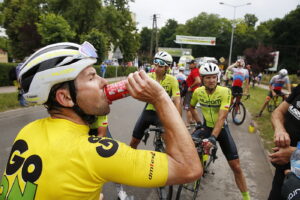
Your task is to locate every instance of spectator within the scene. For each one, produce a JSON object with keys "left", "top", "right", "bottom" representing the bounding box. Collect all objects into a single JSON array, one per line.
[{"left": 100, "top": 62, "right": 107, "bottom": 78}]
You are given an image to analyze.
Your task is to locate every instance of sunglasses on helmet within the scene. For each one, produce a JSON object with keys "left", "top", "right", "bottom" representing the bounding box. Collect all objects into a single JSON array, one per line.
[
  {"left": 153, "top": 59, "right": 169, "bottom": 67},
  {"left": 79, "top": 41, "right": 98, "bottom": 58}
]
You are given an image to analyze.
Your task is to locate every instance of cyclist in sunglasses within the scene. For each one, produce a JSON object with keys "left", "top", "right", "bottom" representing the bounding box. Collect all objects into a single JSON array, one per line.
[
  {"left": 0, "top": 43, "right": 202, "bottom": 199},
  {"left": 129, "top": 51, "right": 181, "bottom": 149}
]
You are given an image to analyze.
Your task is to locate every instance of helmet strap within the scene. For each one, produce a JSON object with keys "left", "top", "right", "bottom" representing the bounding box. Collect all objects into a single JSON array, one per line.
[{"left": 68, "top": 81, "right": 96, "bottom": 124}]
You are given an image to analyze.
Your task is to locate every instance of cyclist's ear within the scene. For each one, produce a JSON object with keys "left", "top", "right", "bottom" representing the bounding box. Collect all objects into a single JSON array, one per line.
[{"left": 56, "top": 88, "right": 74, "bottom": 107}]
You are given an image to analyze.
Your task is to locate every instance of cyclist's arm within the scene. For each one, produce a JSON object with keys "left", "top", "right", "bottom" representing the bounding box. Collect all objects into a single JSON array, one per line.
[
  {"left": 211, "top": 109, "right": 228, "bottom": 138},
  {"left": 173, "top": 96, "right": 182, "bottom": 116},
  {"left": 269, "top": 84, "right": 276, "bottom": 96},
  {"left": 271, "top": 101, "right": 291, "bottom": 147},
  {"left": 126, "top": 71, "right": 202, "bottom": 185},
  {"left": 227, "top": 63, "right": 236, "bottom": 71},
  {"left": 188, "top": 76, "right": 201, "bottom": 91},
  {"left": 190, "top": 89, "right": 202, "bottom": 123},
  {"left": 190, "top": 106, "right": 201, "bottom": 123},
  {"left": 286, "top": 83, "right": 292, "bottom": 94}
]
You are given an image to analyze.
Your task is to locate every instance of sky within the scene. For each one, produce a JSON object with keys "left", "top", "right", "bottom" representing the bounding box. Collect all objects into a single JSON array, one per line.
[{"left": 129, "top": 0, "right": 300, "bottom": 31}]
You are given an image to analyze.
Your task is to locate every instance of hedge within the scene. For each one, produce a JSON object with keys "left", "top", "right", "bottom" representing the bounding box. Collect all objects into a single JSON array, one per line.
[
  {"left": 0, "top": 63, "right": 137, "bottom": 87},
  {"left": 0, "top": 63, "right": 18, "bottom": 86}
]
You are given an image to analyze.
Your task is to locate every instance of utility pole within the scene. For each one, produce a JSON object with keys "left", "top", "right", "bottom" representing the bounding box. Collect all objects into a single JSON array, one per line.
[{"left": 149, "top": 14, "right": 158, "bottom": 58}]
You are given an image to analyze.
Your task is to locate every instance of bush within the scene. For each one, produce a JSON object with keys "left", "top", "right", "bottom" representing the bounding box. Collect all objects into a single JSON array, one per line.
[
  {"left": 0, "top": 63, "right": 137, "bottom": 87},
  {"left": 0, "top": 63, "right": 19, "bottom": 86}
]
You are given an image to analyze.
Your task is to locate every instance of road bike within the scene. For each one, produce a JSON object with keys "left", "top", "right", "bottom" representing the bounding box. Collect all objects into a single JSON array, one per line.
[
  {"left": 267, "top": 93, "right": 285, "bottom": 113},
  {"left": 229, "top": 93, "right": 250, "bottom": 125},
  {"left": 143, "top": 127, "right": 173, "bottom": 200},
  {"left": 175, "top": 125, "right": 218, "bottom": 200}
]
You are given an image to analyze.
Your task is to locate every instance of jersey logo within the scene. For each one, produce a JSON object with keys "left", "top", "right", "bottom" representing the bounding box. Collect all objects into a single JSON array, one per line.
[
  {"left": 1, "top": 139, "right": 42, "bottom": 200},
  {"left": 148, "top": 152, "right": 156, "bottom": 180},
  {"left": 88, "top": 136, "right": 119, "bottom": 158}
]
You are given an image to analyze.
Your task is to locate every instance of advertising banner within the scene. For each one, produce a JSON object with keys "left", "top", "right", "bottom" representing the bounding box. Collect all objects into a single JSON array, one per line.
[
  {"left": 157, "top": 47, "right": 192, "bottom": 57},
  {"left": 175, "top": 35, "right": 216, "bottom": 46}
]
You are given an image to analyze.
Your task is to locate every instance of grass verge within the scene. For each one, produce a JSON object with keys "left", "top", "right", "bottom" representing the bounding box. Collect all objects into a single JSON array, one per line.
[
  {"left": 0, "top": 92, "right": 21, "bottom": 112},
  {"left": 244, "top": 86, "right": 275, "bottom": 152}
]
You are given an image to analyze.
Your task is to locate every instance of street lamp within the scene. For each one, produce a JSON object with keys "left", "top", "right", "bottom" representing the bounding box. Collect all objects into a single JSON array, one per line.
[{"left": 219, "top": 2, "right": 251, "bottom": 66}]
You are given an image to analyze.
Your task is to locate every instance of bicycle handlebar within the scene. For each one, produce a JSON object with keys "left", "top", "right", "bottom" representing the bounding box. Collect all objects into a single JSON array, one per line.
[
  {"left": 142, "top": 127, "right": 164, "bottom": 145},
  {"left": 192, "top": 137, "right": 218, "bottom": 161}
]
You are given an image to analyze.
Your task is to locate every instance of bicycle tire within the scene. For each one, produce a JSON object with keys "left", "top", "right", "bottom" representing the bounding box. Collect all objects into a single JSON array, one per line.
[{"left": 232, "top": 102, "right": 246, "bottom": 125}]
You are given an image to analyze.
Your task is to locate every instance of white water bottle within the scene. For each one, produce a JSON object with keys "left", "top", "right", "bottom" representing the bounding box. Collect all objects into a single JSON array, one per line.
[{"left": 290, "top": 141, "right": 300, "bottom": 178}]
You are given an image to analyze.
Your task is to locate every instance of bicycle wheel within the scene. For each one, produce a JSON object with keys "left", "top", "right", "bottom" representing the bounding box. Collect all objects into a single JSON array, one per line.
[
  {"left": 231, "top": 102, "right": 246, "bottom": 125},
  {"left": 267, "top": 98, "right": 276, "bottom": 113}
]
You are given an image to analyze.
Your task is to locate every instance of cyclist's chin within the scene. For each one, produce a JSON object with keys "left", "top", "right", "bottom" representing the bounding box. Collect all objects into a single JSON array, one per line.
[{"left": 205, "top": 85, "right": 217, "bottom": 91}]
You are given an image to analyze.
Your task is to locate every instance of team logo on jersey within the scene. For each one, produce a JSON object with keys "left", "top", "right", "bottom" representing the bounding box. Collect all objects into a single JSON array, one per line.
[{"left": 148, "top": 152, "right": 156, "bottom": 180}]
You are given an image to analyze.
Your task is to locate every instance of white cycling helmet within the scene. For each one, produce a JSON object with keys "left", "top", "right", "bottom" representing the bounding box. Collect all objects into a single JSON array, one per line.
[
  {"left": 154, "top": 51, "right": 173, "bottom": 65},
  {"left": 19, "top": 41, "right": 98, "bottom": 104},
  {"left": 179, "top": 66, "right": 185, "bottom": 71},
  {"left": 279, "top": 69, "right": 288, "bottom": 77},
  {"left": 199, "top": 63, "right": 220, "bottom": 76}
]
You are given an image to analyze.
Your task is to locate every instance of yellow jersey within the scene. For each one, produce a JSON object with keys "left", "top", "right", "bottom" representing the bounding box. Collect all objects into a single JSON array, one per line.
[
  {"left": 146, "top": 73, "right": 180, "bottom": 111},
  {"left": 0, "top": 117, "right": 168, "bottom": 200},
  {"left": 190, "top": 86, "right": 231, "bottom": 128}
]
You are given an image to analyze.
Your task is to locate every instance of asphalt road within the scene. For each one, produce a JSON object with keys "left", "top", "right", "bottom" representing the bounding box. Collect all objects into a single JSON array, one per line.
[{"left": 0, "top": 96, "right": 274, "bottom": 199}]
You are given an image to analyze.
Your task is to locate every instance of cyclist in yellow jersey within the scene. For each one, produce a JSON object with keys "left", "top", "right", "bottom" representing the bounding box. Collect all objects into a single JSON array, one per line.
[
  {"left": 190, "top": 63, "right": 251, "bottom": 200},
  {"left": 129, "top": 51, "right": 181, "bottom": 149},
  {"left": 90, "top": 115, "right": 111, "bottom": 137},
  {"left": 0, "top": 42, "right": 202, "bottom": 200}
]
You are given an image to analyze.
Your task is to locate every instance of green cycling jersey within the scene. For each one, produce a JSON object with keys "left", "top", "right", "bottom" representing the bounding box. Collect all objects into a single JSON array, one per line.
[{"left": 190, "top": 86, "right": 231, "bottom": 128}]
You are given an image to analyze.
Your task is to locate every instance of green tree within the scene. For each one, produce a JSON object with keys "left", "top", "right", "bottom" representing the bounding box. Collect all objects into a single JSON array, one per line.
[
  {"left": 80, "top": 28, "right": 109, "bottom": 63},
  {"left": 2, "top": 0, "right": 43, "bottom": 59},
  {"left": 244, "top": 14, "right": 258, "bottom": 27},
  {"left": 158, "top": 19, "right": 179, "bottom": 48},
  {"left": 270, "top": 6, "right": 300, "bottom": 72},
  {"left": 47, "top": 0, "right": 102, "bottom": 42},
  {"left": 36, "top": 13, "right": 75, "bottom": 45}
]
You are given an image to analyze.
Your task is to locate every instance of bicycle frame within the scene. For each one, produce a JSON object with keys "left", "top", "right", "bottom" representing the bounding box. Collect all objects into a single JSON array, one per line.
[{"left": 175, "top": 136, "right": 217, "bottom": 200}]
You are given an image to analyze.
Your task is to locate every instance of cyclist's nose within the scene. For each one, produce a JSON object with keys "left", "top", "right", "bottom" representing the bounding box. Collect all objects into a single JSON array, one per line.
[{"left": 99, "top": 77, "right": 108, "bottom": 88}]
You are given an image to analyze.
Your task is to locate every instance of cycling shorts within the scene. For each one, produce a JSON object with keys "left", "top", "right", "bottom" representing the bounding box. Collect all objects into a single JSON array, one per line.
[
  {"left": 191, "top": 124, "right": 239, "bottom": 161},
  {"left": 266, "top": 90, "right": 284, "bottom": 100},
  {"left": 231, "top": 86, "right": 243, "bottom": 97},
  {"left": 183, "top": 91, "right": 193, "bottom": 110},
  {"left": 132, "top": 110, "right": 161, "bottom": 140}
]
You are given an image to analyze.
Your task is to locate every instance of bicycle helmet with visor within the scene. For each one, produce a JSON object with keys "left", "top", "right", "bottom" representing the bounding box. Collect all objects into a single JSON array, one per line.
[
  {"left": 199, "top": 63, "right": 220, "bottom": 76},
  {"left": 154, "top": 51, "right": 173, "bottom": 66},
  {"left": 18, "top": 41, "right": 98, "bottom": 105}
]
